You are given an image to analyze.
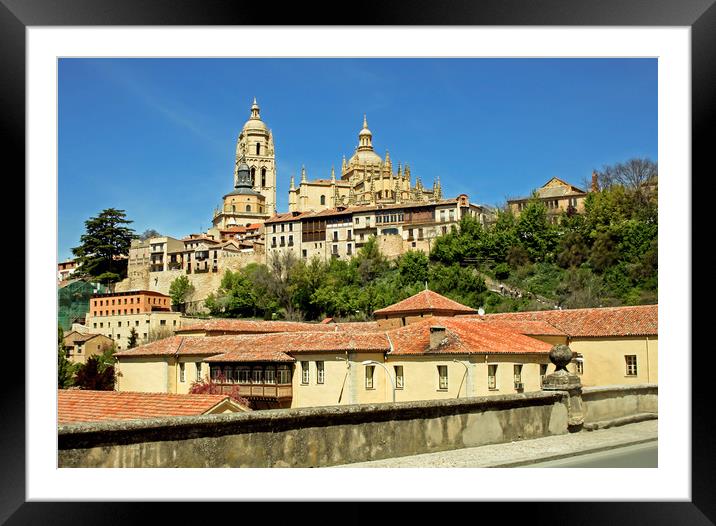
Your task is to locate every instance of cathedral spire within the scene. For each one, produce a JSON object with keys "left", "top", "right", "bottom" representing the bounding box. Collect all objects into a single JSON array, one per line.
[
  {"left": 290, "top": 173, "right": 295, "bottom": 190},
  {"left": 301, "top": 165, "right": 307, "bottom": 183},
  {"left": 250, "top": 97, "right": 260, "bottom": 120},
  {"left": 331, "top": 165, "right": 336, "bottom": 182}
]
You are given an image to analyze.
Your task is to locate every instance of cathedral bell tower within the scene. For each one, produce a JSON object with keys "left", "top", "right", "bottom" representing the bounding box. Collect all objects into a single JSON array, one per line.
[{"left": 235, "top": 98, "right": 277, "bottom": 214}]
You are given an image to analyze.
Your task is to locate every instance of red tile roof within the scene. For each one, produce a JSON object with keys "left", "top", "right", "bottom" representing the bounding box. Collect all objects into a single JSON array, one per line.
[
  {"left": 57, "top": 390, "right": 247, "bottom": 425},
  {"left": 386, "top": 317, "right": 553, "bottom": 355},
  {"left": 114, "top": 336, "right": 225, "bottom": 357},
  {"left": 177, "top": 319, "right": 339, "bottom": 335},
  {"left": 476, "top": 319, "right": 566, "bottom": 336},
  {"left": 373, "top": 290, "right": 477, "bottom": 316},
  {"left": 465, "top": 305, "right": 658, "bottom": 337},
  {"left": 204, "top": 332, "right": 390, "bottom": 362}
]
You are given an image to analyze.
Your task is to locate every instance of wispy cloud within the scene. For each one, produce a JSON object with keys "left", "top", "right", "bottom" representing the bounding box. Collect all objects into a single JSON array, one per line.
[{"left": 91, "top": 60, "right": 224, "bottom": 151}]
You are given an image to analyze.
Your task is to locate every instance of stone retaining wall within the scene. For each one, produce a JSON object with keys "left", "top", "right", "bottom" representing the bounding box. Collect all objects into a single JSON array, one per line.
[{"left": 57, "top": 384, "right": 657, "bottom": 468}]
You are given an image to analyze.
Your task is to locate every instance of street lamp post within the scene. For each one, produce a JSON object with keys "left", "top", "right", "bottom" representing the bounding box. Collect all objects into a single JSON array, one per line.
[{"left": 361, "top": 360, "right": 396, "bottom": 403}]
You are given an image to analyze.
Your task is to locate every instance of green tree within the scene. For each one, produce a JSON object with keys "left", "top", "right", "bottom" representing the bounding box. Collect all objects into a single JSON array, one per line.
[
  {"left": 514, "top": 198, "right": 558, "bottom": 263},
  {"left": 71, "top": 208, "right": 136, "bottom": 287},
  {"left": 205, "top": 269, "right": 258, "bottom": 318},
  {"left": 397, "top": 250, "right": 429, "bottom": 287},
  {"left": 169, "top": 275, "right": 195, "bottom": 310},
  {"left": 74, "top": 356, "right": 116, "bottom": 390},
  {"left": 127, "top": 326, "right": 138, "bottom": 349},
  {"left": 58, "top": 326, "right": 78, "bottom": 389}
]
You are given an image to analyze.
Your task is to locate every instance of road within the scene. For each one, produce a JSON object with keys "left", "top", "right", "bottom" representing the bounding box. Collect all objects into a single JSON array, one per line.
[
  {"left": 526, "top": 440, "right": 657, "bottom": 468},
  {"left": 332, "top": 420, "right": 658, "bottom": 468}
]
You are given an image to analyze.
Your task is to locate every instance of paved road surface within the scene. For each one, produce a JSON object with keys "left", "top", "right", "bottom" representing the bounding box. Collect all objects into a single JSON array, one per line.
[
  {"left": 526, "top": 440, "right": 657, "bottom": 468},
  {"left": 332, "top": 420, "right": 657, "bottom": 468}
]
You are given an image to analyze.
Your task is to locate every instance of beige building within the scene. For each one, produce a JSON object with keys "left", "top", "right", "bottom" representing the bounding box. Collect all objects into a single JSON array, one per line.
[
  {"left": 474, "top": 305, "right": 658, "bottom": 387},
  {"left": 266, "top": 194, "right": 489, "bottom": 263},
  {"left": 83, "top": 289, "right": 185, "bottom": 350},
  {"left": 62, "top": 331, "right": 114, "bottom": 365},
  {"left": 508, "top": 176, "right": 591, "bottom": 223},
  {"left": 288, "top": 116, "right": 442, "bottom": 213}
]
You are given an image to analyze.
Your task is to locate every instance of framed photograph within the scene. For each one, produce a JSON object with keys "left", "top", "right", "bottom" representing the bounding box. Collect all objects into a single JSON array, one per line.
[{"left": 8, "top": 0, "right": 709, "bottom": 522}]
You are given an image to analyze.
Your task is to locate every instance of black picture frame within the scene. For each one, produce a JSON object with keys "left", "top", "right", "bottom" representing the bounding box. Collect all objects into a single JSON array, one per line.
[{"left": 6, "top": 0, "right": 709, "bottom": 523}]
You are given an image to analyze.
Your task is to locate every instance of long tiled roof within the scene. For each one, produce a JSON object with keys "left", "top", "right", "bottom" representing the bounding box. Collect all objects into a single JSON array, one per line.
[
  {"left": 204, "top": 332, "right": 389, "bottom": 362},
  {"left": 374, "top": 290, "right": 477, "bottom": 315},
  {"left": 57, "top": 390, "right": 246, "bottom": 425},
  {"left": 114, "top": 336, "right": 220, "bottom": 357},
  {"left": 386, "top": 317, "right": 553, "bottom": 355},
  {"left": 470, "top": 305, "right": 658, "bottom": 337},
  {"left": 177, "top": 318, "right": 382, "bottom": 335}
]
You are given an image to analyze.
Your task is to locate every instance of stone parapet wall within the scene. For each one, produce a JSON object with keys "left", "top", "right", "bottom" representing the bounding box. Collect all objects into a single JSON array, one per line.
[
  {"left": 59, "top": 392, "right": 569, "bottom": 468},
  {"left": 57, "top": 385, "right": 657, "bottom": 468},
  {"left": 581, "top": 384, "right": 657, "bottom": 423}
]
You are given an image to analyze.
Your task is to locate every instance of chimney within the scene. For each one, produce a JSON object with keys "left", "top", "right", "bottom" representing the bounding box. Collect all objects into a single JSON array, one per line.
[
  {"left": 429, "top": 326, "right": 447, "bottom": 350},
  {"left": 591, "top": 171, "right": 599, "bottom": 192}
]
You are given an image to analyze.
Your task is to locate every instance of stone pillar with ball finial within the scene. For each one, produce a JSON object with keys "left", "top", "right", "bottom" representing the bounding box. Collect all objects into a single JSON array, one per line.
[{"left": 542, "top": 344, "right": 584, "bottom": 430}]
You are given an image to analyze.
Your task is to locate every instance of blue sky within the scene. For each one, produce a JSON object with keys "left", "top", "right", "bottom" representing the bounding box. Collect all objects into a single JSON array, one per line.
[{"left": 58, "top": 58, "right": 657, "bottom": 261}]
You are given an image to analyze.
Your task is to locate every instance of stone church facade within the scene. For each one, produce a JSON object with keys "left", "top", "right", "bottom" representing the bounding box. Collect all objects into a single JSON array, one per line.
[{"left": 288, "top": 115, "right": 442, "bottom": 213}]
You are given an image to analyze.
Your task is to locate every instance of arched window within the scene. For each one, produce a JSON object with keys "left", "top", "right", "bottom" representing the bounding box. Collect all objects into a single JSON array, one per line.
[
  {"left": 246, "top": 205, "right": 251, "bottom": 212},
  {"left": 320, "top": 195, "right": 326, "bottom": 205},
  {"left": 261, "top": 168, "right": 266, "bottom": 187},
  {"left": 256, "top": 143, "right": 261, "bottom": 155},
  {"left": 250, "top": 167, "right": 256, "bottom": 185}
]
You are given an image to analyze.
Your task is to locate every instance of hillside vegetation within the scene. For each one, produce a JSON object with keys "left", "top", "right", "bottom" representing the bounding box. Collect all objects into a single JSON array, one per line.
[{"left": 201, "top": 162, "right": 657, "bottom": 321}]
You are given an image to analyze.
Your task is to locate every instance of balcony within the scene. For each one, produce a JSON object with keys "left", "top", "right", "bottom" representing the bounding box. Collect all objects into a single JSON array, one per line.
[{"left": 213, "top": 382, "right": 293, "bottom": 401}]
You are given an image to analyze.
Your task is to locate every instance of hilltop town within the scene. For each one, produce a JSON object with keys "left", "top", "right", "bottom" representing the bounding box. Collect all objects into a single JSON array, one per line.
[{"left": 57, "top": 100, "right": 658, "bottom": 468}]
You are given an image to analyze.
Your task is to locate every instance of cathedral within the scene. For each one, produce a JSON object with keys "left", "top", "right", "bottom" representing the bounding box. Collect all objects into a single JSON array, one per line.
[
  {"left": 288, "top": 115, "right": 441, "bottom": 212},
  {"left": 213, "top": 99, "right": 444, "bottom": 227},
  {"left": 212, "top": 98, "right": 276, "bottom": 229}
]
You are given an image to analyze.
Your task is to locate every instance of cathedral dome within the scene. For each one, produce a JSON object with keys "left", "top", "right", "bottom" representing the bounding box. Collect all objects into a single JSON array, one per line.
[
  {"left": 242, "top": 98, "right": 268, "bottom": 133},
  {"left": 349, "top": 149, "right": 383, "bottom": 165},
  {"left": 349, "top": 115, "right": 382, "bottom": 165}
]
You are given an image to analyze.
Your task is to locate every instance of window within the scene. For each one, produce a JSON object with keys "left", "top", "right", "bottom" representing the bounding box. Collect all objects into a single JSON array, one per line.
[
  {"left": 100, "top": 322, "right": 103, "bottom": 328},
  {"left": 333, "top": 231, "right": 338, "bottom": 241},
  {"left": 179, "top": 362, "right": 185, "bottom": 383},
  {"left": 301, "top": 361, "right": 310, "bottom": 384},
  {"left": 196, "top": 362, "right": 202, "bottom": 381},
  {"left": 251, "top": 167, "right": 256, "bottom": 185},
  {"left": 261, "top": 168, "right": 266, "bottom": 187},
  {"left": 302, "top": 249, "right": 307, "bottom": 258},
  {"left": 347, "top": 244, "right": 352, "bottom": 255},
  {"left": 438, "top": 365, "right": 448, "bottom": 390},
  {"left": 93, "top": 323, "right": 97, "bottom": 328},
  {"left": 365, "top": 365, "right": 375, "bottom": 389},
  {"left": 394, "top": 366, "right": 404, "bottom": 389},
  {"left": 576, "top": 357, "right": 584, "bottom": 375},
  {"left": 625, "top": 355, "right": 638, "bottom": 376},
  {"left": 513, "top": 364, "right": 523, "bottom": 389},
  {"left": 246, "top": 205, "right": 251, "bottom": 212},
  {"left": 488, "top": 364, "right": 498, "bottom": 390},
  {"left": 288, "top": 235, "right": 293, "bottom": 246},
  {"left": 320, "top": 195, "right": 326, "bottom": 205},
  {"left": 252, "top": 367, "right": 263, "bottom": 384},
  {"left": 316, "top": 361, "right": 325, "bottom": 384},
  {"left": 135, "top": 320, "right": 139, "bottom": 327},
  {"left": 238, "top": 367, "right": 251, "bottom": 383},
  {"left": 278, "top": 365, "right": 291, "bottom": 384},
  {"left": 355, "top": 217, "right": 360, "bottom": 224},
  {"left": 256, "top": 143, "right": 261, "bottom": 155},
  {"left": 160, "top": 320, "right": 166, "bottom": 326},
  {"left": 264, "top": 366, "right": 276, "bottom": 384}
]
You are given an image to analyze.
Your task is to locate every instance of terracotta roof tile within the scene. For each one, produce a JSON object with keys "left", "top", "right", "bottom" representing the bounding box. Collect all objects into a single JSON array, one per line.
[
  {"left": 464, "top": 305, "right": 658, "bottom": 337},
  {"left": 204, "top": 332, "right": 389, "bottom": 362},
  {"left": 177, "top": 319, "right": 381, "bottom": 335},
  {"left": 387, "top": 317, "right": 552, "bottom": 355},
  {"left": 374, "top": 290, "right": 477, "bottom": 315},
  {"left": 57, "top": 390, "right": 247, "bottom": 425}
]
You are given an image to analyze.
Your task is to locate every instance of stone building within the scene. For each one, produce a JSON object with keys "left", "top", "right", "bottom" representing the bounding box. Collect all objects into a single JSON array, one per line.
[
  {"left": 266, "top": 194, "right": 488, "bottom": 263},
  {"left": 288, "top": 116, "right": 441, "bottom": 213},
  {"left": 508, "top": 176, "right": 590, "bottom": 223},
  {"left": 115, "top": 292, "right": 657, "bottom": 410},
  {"left": 62, "top": 331, "right": 114, "bottom": 365},
  {"left": 231, "top": 98, "right": 277, "bottom": 214},
  {"left": 212, "top": 156, "right": 271, "bottom": 229}
]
